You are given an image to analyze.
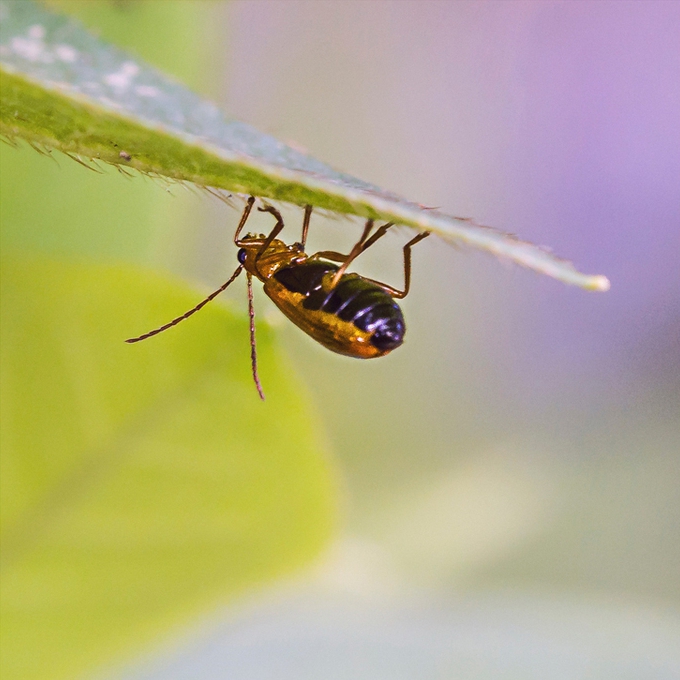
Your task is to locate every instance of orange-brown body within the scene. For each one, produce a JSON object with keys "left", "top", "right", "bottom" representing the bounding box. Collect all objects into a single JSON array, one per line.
[
  {"left": 238, "top": 236, "right": 405, "bottom": 358},
  {"left": 127, "top": 198, "right": 427, "bottom": 399}
]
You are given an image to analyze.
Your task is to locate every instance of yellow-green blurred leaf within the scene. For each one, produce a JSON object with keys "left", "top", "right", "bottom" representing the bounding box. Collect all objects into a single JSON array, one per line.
[{"left": 0, "top": 253, "right": 336, "bottom": 680}]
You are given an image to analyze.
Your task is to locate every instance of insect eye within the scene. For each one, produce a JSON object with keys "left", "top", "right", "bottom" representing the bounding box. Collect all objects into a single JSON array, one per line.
[{"left": 237, "top": 248, "right": 247, "bottom": 264}]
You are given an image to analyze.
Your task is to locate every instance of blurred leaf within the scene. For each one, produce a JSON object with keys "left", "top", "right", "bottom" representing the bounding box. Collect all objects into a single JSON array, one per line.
[
  {"left": 0, "top": 253, "right": 336, "bottom": 680},
  {"left": 0, "top": 138, "right": 183, "bottom": 264},
  {"left": 0, "top": 0, "right": 609, "bottom": 290},
  {"left": 44, "top": 0, "right": 221, "bottom": 92},
  {"left": 0, "top": 0, "right": 220, "bottom": 267}
]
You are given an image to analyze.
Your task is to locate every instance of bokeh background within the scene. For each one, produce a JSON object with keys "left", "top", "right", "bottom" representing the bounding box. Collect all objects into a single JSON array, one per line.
[
  {"left": 3, "top": 1, "right": 679, "bottom": 678},
  {"left": 130, "top": 1, "right": 680, "bottom": 676}
]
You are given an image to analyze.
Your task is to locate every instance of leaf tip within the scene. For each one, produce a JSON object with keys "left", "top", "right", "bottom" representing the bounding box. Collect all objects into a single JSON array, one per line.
[{"left": 586, "top": 275, "right": 611, "bottom": 292}]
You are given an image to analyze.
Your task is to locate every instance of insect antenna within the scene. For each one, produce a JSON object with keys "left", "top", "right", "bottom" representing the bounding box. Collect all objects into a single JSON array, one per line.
[
  {"left": 246, "top": 272, "right": 265, "bottom": 400},
  {"left": 125, "top": 265, "right": 244, "bottom": 343}
]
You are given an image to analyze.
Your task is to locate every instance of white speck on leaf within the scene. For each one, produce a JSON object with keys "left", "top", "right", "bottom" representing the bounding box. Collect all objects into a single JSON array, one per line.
[
  {"left": 104, "top": 61, "right": 140, "bottom": 91},
  {"left": 135, "top": 85, "right": 159, "bottom": 98},
  {"left": 11, "top": 35, "right": 45, "bottom": 62},
  {"left": 27, "top": 24, "right": 45, "bottom": 40},
  {"left": 54, "top": 44, "right": 77, "bottom": 63}
]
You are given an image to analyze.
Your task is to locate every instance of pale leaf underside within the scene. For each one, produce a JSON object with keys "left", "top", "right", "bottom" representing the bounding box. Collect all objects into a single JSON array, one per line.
[{"left": 0, "top": 0, "right": 610, "bottom": 291}]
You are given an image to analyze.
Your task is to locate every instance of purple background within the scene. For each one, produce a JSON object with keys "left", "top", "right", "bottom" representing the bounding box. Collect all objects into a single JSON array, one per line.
[{"left": 120, "top": 2, "right": 680, "bottom": 677}]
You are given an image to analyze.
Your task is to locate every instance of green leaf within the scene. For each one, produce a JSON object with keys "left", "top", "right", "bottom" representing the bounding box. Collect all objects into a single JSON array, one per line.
[
  {"left": 0, "top": 0, "right": 218, "bottom": 266},
  {"left": 0, "top": 0, "right": 609, "bottom": 291},
  {"left": 0, "top": 253, "right": 336, "bottom": 680}
]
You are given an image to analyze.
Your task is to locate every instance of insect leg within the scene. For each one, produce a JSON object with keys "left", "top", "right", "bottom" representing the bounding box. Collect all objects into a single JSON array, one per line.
[
  {"left": 308, "top": 250, "right": 349, "bottom": 263},
  {"left": 253, "top": 204, "right": 287, "bottom": 276},
  {"left": 125, "top": 265, "right": 244, "bottom": 343},
  {"left": 233, "top": 196, "right": 257, "bottom": 244},
  {"left": 301, "top": 205, "right": 313, "bottom": 249},
  {"left": 256, "top": 204, "right": 286, "bottom": 246},
  {"left": 363, "top": 231, "right": 431, "bottom": 299},
  {"left": 309, "top": 222, "right": 396, "bottom": 266},
  {"left": 328, "top": 219, "right": 375, "bottom": 287},
  {"left": 357, "top": 222, "right": 394, "bottom": 253},
  {"left": 246, "top": 271, "right": 265, "bottom": 400}
]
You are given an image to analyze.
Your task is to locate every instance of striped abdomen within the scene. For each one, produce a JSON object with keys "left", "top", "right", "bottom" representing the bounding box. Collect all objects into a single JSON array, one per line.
[{"left": 267, "top": 261, "right": 405, "bottom": 358}]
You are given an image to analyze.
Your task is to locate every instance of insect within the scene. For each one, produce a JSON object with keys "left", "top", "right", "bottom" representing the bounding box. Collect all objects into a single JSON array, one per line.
[{"left": 126, "top": 197, "right": 430, "bottom": 399}]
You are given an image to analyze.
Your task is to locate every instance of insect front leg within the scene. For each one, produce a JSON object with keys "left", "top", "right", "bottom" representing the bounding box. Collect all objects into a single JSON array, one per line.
[
  {"left": 252, "top": 204, "right": 288, "bottom": 276},
  {"left": 233, "top": 196, "right": 256, "bottom": 244}
]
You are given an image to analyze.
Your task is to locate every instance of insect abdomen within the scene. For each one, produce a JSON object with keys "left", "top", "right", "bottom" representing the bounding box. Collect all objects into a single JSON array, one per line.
[{"left": 273, "top": 262, "right": 405, "bottom": 354}]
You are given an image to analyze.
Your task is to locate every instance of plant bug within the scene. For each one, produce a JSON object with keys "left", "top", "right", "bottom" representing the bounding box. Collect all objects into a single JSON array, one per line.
[{"left": 126, "top": 197, "right": 430, "bottom": 399}]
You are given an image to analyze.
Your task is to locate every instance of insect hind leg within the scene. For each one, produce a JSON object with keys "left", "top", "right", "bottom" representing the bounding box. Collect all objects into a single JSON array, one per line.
[
  {"left": 367, "top": 230, "right": 431, "bottom": 299},
  {"left": 328, "top": 219, "right": 401, "bottom": 287}
]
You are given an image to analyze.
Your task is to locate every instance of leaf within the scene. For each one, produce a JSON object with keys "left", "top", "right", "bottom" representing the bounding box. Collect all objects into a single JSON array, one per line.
[
  {"left": 0, "top": 0, "right": 610, "bottom": 291},
  {"left": 0, "top": 253, "right": 336, "bottom": 680},
  {"left": 0, "top": 0, "right": 218, "bottom": 269}
]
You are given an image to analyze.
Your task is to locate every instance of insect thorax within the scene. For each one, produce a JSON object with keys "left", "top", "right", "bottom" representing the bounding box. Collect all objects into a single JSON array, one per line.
[{"left": 239, "top": 237, "right": 306, "bottom": 281}]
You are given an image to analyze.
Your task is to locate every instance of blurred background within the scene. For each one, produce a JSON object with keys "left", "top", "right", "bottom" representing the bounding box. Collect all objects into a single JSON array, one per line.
[
  {"left": 130, "top": 1, "right": 680, "bottom": 676},
  {"left": 3, "top": 1, "right": 679, "bottom": 678}
]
